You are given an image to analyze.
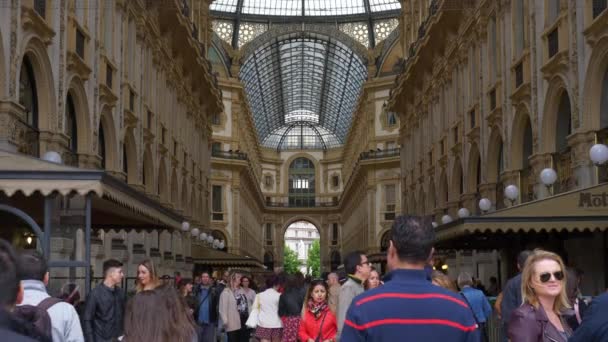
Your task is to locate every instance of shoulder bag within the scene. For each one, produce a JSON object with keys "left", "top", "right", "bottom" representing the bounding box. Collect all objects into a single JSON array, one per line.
[{"left": 245, "top": 294, "right": 261, "bottom": 328}]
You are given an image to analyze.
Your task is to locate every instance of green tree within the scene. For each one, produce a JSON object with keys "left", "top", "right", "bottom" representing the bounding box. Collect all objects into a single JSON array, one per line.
[
  {"left": 283, "top": 245, "right": 300, "bottom": 274},
  {"left": 306, "top": 240, "right": 321, "bottom": 278}
]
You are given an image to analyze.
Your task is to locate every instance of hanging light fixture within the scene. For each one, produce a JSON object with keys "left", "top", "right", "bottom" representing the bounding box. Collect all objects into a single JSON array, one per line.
[
  {"left": 457, "top": 208, "right": 470, "bottom": 218},
  {"left": 478, "top": 198, "right": 492, "bottom": 212}
]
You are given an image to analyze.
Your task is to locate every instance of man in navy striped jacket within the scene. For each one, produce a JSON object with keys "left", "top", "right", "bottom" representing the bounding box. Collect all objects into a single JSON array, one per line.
[{"left": 341, "top": 215, "right": 480, "bottom": 342}]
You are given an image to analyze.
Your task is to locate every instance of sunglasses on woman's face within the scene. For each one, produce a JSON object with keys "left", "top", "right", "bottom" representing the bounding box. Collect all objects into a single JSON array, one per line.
[{"left": 539, "top": 271, "right": 564, "bottom": 283}]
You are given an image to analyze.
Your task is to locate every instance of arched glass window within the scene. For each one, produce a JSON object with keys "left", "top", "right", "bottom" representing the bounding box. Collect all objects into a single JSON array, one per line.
[
  {"left": 19, "top": 56, "right": 38, "bottom": 128},
  {"left": 289, "top": 157, "right": 315, "bottom": 207},
  {"left": 98, "top": 124, "right": 106, "bottom": 169},
  {"left": 65, "top": 93, "right": 78, "bottom": 166}
]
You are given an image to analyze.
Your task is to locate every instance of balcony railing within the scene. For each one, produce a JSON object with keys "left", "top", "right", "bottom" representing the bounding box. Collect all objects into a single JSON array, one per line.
[
  {"left": 360, "top": 148, "right": 400, "bottom": 160},
  {"left": 17, "top": 121, "right": 40, "bottom": 158},
  {"left": 266, "top": 199, "right": 339, "bottom": 208},
  {"left": 212, "top": 150, "right": 248, "bottom": 160},
  {"left": 553, "top": 149, "right": 573, "bottom": 194},
  {"left": 520, "top": 167, "right": 535, "bottom": 203}
]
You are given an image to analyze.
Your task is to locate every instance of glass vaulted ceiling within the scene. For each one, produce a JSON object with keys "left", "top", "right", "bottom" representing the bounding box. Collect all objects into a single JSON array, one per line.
[
  {"left": 240, "top": 32, "right": 367, "bottom": 150},
  {"left": 211, "top": 0, "right": 400, "bottom": 17}
]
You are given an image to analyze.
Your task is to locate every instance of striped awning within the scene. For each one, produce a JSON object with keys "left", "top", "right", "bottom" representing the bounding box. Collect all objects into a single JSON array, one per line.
[
  {"left": 435, "top": 182, "right": 608, "bottom": 244},
  {"left": 191, "top": 244, "right": 266, "bottom": 269},
  {"left": 0, "top": 150, "right": 183, "bottom": 229}
]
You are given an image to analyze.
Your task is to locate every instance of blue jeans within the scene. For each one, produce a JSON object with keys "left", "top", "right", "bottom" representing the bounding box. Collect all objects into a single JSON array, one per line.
[{"left": 199, "top": 322, "right": 216, "bottom": 342}]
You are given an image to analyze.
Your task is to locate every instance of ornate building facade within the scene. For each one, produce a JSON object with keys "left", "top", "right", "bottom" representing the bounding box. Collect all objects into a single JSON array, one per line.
[
  {"left": 0, "top": 0, "right": 222, "bottom": 292},
  {"left": 388, "top": 0, "right": 608, "bottom": 294}
]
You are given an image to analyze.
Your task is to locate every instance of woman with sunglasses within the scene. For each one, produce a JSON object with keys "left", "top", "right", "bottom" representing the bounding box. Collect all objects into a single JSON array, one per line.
[{"left": 508, "top": 249, "right": 573, "bottom": 342}]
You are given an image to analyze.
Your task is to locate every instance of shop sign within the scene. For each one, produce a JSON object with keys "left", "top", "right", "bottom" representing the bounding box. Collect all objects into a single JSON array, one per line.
[{"left": 578, "top": 192, "right": 608, "bottom": 208}]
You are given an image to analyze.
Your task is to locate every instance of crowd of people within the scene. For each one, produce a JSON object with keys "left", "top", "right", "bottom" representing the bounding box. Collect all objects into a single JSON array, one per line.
[{"left": 1, "top": 215, "right": 608, "bottom": 341}]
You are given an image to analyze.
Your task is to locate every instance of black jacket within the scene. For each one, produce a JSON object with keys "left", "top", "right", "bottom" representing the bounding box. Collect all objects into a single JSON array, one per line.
[
  {"left": 0, "top": 308, "right": 38, "bottom": 342},
  {"left": 83, "top": 283, "right": 125, "bottom": 342},
  {"left": 278, "top": 288, "right": 304, "bottom": 317},
  {"left": 570, "top": 293, "right": 608, "bottom": 342}
]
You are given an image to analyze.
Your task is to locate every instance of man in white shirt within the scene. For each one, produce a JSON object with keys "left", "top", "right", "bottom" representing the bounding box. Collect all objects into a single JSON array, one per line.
[{"left": 18, "top": 251, "right": 84, "bottom": 342}]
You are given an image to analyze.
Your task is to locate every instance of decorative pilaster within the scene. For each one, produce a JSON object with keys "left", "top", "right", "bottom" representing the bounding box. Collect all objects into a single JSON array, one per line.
[{"left": 568, "top": 131, "right": 597, "bottom": 188}]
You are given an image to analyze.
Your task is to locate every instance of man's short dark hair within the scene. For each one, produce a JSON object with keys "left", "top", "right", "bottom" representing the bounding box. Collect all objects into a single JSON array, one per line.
[
  {"left": 344, "top": 251, "right": 364, "bottom": 275},
  {"left": 0, "top": 239, "right": 20, "bottom": 306},
  {"left": 517, "top": 250, "right": 532, "bottom": 269},
  {"left": 102, "top": 259, "right": 123, "bottom": 276},
  {"left": 18, "top": 250, "right": 47, "bottom": 281},
  {"left": 390, "top": 215, "right": 435, "bottom": 263}
]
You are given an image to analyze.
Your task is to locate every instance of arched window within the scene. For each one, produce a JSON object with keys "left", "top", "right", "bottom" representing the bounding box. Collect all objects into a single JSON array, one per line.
[
  {"left": 19, "top": 56, "right": 38, "bottom": 129},
  {"left": 122, "top": 144, "right": 128, "bottom": 175},
  {"left": 65, "top": 93, "right": 78, "bottom": 166},
  {"left": 288, "top": 157, "right": 315, "bottom": 207},
  {"left": 98, "top": 124, "right": 106, "bottom": 169}
]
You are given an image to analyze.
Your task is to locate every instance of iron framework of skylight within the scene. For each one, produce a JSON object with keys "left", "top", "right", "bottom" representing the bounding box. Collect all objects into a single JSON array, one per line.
[
  {"left": 240, "top": 32, "right": 367, "bottom": 151},
  {"left": 211, "top": 0, "right": 400, "bottom": 48}
]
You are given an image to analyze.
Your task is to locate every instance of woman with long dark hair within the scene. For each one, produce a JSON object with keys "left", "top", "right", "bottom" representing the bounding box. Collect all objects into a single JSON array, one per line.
[
  {"left": 278, "top": 274, "right": 304, "bottom": 342},
  {"left": 298, "top": 279, "right": 337, "bottom": 342},
  {"left": 123, "top": 286, "right": 197, "bottom": 342}
]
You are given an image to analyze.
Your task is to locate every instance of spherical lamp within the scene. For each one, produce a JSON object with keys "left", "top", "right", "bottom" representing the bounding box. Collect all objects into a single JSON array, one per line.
[
  {"left": 42, "top": 151, "right": 63, "bottom": 164},
  {"left": 441, "top": 215, "right": 453, "bottom": 224},
  {"left": 478, "top": 198, "right": 492, "bottom": 212},
  {"left": 181, "top": 221, "right": 190, "bottom": 232},
  {"left": 213, "top": 239, "right": 220, "bottom": 249},
  {"left": 207, "top": 235, "right": 214, "bottom": 244},
  {"left": 589, "top": 144, "right": 608, "bottom": 166},
  {"left": 540, "top": 168, "right": 558, "bottom": 186},
  {"left": 190, "top": 228, "right": 200, "bottom": 237},
  {"left": 431, "top": 222, "right": 438, "bottom": 228},
  {"left": 199, "top": 232, "right": 206, "bottom": 241},
  {"left": 457, "top": 208, "right": 470, "bottom": 218},
  {"left": 504, "top": 185, "right": 519, "bottom": 201}
]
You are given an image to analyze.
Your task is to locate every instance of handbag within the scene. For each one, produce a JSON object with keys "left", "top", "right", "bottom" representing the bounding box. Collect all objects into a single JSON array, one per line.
[{"left": 245, "top": 294, "right": 261, "bottom": 328}]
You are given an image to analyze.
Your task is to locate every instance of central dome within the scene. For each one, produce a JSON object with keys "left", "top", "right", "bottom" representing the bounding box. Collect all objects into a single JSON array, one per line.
[{"left": 240, "top": 32, "right": 368, "bottom": 150}]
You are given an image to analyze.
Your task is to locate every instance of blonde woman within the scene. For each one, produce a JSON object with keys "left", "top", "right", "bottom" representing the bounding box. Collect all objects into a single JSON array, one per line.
[
  {"left": 136, "top": 259, "right": 161, "bottom": 292},
  {"left": 508, "top": 249, "right": 573, "bottom": 342}
]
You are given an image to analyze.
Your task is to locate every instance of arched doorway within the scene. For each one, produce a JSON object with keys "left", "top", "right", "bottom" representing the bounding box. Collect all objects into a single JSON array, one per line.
[
  {"left": 288, "top": 158, "right": 315, "bottom": 207},
  {"left": 283, "top": 220, "right": 320, "bottom": 276}
]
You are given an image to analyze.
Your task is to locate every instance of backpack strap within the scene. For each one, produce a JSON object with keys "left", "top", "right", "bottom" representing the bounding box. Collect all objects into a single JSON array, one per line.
[{"left": 38, "top": 297, "right": 62, "bottom": 311}]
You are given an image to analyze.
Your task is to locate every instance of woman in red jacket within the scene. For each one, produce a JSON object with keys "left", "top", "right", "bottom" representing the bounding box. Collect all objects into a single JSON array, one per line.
[{"left": 298, "top": 279, "right": 337, "bottom": 342}]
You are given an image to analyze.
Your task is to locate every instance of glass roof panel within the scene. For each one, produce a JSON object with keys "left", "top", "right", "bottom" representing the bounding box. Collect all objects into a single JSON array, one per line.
[
  {"left": 369, "top": 0, "right": 401, "bottom": 12},
  {"left": 242, "top": 0, "right": 302, "bottom": 16},
  {"left": 210, "top": 0, "right": 239, "bottom": 13},
  {"left": 240, "top": 32, "right": 367, "bottom": 150},
  {"left": 212, "top": 0, "right": 400, "bottom": 16},
  {"left": 304, "top": 0, "right": 366, "bottom": 16}
]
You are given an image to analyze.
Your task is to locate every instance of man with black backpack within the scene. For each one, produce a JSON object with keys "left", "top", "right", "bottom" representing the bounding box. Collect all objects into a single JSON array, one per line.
[{"left": 15, "top": 251, "right": 84, "bottom": 342}]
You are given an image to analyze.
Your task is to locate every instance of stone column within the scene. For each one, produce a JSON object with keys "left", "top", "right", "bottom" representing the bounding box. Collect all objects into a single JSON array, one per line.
[
  {"left": 568, "top": 131, "right": 597, "bottom": 189},
  {"left": 529, "top": 153, "right": 553, "bottom": 199},
  {"left": 460, "top": 193, "right": 478, "bottom": 214},
  {"left": 446, "top": 200, "right": 460, "bottom": 218},
  {"left": 478, "top": 183, "right": 497, "bottom": 211},
  {"left": 501, "top": 170, "right": 521, "bottom": 206}
]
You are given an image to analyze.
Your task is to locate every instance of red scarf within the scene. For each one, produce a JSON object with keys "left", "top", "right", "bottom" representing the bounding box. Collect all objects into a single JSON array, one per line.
[{"left": 307, "top": 299, "right": 328, "bottom": 319}]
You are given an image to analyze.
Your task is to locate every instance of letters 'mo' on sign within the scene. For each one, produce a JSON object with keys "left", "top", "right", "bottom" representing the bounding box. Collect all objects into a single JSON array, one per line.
[{"left": 578, "top": 192, "right": 608, "bottom": 208}]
